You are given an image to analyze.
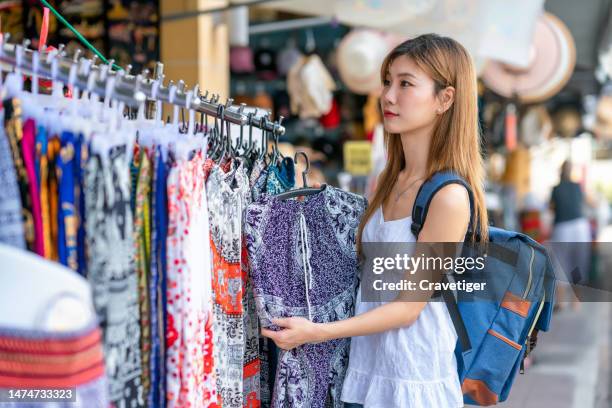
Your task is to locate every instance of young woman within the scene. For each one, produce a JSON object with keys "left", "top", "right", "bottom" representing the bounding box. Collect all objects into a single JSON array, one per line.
[{"left": 262, "top": 34, "right": 489, "bottom": 407}]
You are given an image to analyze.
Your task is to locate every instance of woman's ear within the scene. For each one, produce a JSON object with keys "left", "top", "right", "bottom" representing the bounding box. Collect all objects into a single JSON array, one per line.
[{"left": 438, "top": 86, "right": 455, "bottom": 113}]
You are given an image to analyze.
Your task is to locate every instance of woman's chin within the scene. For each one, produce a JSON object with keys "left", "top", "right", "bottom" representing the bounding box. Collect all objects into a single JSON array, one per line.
[{"left": 383, "top": 124, "right": 404, "bottom": 134}]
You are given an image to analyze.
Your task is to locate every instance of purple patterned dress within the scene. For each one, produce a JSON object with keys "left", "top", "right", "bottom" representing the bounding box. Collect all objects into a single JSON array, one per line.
[{"left": 245, "top": 185, "right": 367, "bottom": 408}]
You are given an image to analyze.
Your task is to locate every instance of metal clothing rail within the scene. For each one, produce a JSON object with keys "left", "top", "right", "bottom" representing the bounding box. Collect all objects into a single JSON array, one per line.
[{"left": 0, "top": 39, "right": 286, "bottom": 136}]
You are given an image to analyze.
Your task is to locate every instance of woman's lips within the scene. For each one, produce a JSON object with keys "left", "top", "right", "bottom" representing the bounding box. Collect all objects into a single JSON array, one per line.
[{"left": 384, "top": 110, "right": 399, "bottom": 118}]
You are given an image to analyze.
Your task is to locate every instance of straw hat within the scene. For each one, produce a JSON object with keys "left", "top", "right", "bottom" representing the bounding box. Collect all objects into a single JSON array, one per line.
[
  {"left": 481, "top": 12, "right": 576, "bottom": 103},
  {"left": 336, "top": 29, "right": 393, "bottom": 95}
]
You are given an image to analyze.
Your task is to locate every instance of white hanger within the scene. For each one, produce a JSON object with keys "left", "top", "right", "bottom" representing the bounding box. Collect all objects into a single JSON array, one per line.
[
  {"left": 63, "top": 57, "right": 79, "bottom": 132},
  {"left": 14, "top": 43, "right": 24, "bottom": 89},
  {"left": 68, "top": 53, "right": 98, "bottom": 139},
  {"left": 187, "top": 88, "right": 196, "bottom": 136},
  {"left": 171, "top": 80, "right": 180, "bottom": 129},
  {"left": 153, "top": 75, "right": 163, "bottom": 124},
  {"left": 11, "top": 46, "right": 48, "bottom": 126},
  {"left": 31, "top": 49, "right": 39, "bottom": 95},
  {"left": 50, "top": 49, "right": 64, "bottom": 100},
  {"left": 101, "top": 66, "right": 115, "bottom": 125},
  {"left": 148, "top": 75, "right": 161, "bottom": 142}
]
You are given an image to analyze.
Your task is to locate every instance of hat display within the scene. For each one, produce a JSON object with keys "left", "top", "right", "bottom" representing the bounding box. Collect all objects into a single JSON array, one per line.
[
  {"left": 336, "top": 29, "right": 394, "bottom": 95},
  {"left": 287, "top": 55, "right": 336, "bottom": 119},
  {"left": 481, "top": 12, "right": 576, "bottom": 103}
]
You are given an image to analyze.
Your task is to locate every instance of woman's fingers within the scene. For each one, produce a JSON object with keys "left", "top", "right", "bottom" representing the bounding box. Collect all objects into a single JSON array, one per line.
[
  {"left": 261, "top": 328, "right": 279, "bottom": 340},
  {"left": 262, "top": 317, "right": 314, "bottom": 350},
  {"left": 272, "top": 317, "right": 293, "bottom": 328},
  {"left": 261, "top": 328, "right": 294, "bottom": 350}
]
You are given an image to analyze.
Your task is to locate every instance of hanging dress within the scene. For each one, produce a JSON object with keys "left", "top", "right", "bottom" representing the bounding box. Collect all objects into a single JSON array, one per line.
[
  {"left": 0, "top": 118, "right": 26, "bottom": 249},
  {"left": 245, "top": 185, "right": 366, "bottom": 408},
  {"left": 207, "top": 162, "right": 250, "bottom": 407},
  {"left": 57, "top": 131, "right": 78, "bottom": 271},
  {"left": 249, "top": 157, "right": 296, "bottom": 407},
  {"left": 166, "top": 152, "right": 216, "bottom": 408},
  {"left": 84, "top": 143, "right": 144, "bottom": 407},
  {"left": 134, "top": 147, "right": 153, "bottom": 402}
]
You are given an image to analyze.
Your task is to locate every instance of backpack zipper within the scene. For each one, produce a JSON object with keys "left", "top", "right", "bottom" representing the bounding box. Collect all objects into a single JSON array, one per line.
[
  {"left": 527, "top": 289, "right": 546, "bottom": 338},
  {"left": 522, "top": 246, "right": 535, "bottom": 299},
  {"left": 521, "top": 289, "right": 546, "bottom": 374}
]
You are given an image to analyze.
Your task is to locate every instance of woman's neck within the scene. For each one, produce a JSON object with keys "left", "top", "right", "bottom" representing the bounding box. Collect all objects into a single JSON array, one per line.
[{"left": 399, "top": 127, "right": 432, "bottom": 179}]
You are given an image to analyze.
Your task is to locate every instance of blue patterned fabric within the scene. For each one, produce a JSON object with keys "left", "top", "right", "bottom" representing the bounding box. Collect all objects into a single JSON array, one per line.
[
  {"left": 152, "top": 146, "right": 169, "bottom": 408},
  {"left": 252, "top": 168, "right": 269, "bottom": 202},
  {"left": 35, "top": 125, "right": 47, "bottom": 187},
  {"left": 249, "top": 157, "right": 296, "bottom": 407},
  {"left": 245, "top": 185, "right": 367, "bottom": 408},
  {"left": 74, "top": 134, "right": 88, "bottom": 276},
  {"left": 57, "top": 131, "right": 78, "bottom": 271},
  {"left": 0, "top": 124, "right": 26, "bottom": 249},
  {"left": 265, "top": 157, "right": 295, "bottom": 194}
]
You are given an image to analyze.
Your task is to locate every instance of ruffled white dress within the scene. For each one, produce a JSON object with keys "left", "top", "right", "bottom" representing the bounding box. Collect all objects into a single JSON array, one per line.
[{"left": 341, "top": 207, "right": 463, "bottom": 408}]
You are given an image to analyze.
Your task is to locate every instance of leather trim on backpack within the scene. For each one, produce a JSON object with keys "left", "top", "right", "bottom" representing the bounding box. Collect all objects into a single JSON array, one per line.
[
  {"left": 501, "top": 291, "right": 531, "bottom": 318},
  {"left": 462, "top": 378, "right": 499, "bottom": 406},
  {"left": 487, "top": 329, "right": 522, "bottom": 350}
]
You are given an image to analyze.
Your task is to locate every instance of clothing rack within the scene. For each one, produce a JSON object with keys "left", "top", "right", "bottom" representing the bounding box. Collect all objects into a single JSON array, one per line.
[{"left": 0, "top": 39, "right": 286, "bottom": 136}]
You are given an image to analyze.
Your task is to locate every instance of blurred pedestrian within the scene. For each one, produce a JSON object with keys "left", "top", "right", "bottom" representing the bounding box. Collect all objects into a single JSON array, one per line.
[{"left": 549, "top": 160, "right": 591, "bottom": 311}]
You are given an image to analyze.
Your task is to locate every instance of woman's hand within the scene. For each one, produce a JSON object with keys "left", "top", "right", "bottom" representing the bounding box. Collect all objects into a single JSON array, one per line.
[{"left": 261, "top": 317, "right": 321, "bottom": 350}]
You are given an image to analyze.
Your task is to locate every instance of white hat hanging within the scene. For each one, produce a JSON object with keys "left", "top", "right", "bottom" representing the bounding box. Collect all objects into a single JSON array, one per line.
[
  {"left": 336, "top": 29, "right": 394, "bottom": 95},
  {"left": 481, "top": 12, "right": 576, "bottom": 103}
]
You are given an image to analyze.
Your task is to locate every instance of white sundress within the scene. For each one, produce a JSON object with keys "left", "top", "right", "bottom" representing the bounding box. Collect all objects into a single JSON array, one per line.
[{"left": 341, "top": 206, "right": 464, "bottom": 408}]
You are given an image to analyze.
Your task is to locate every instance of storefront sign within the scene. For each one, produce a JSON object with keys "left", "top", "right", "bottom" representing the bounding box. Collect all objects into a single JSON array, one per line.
[{"left": 344, "top": 141, "right": 373, "bottom": 175}]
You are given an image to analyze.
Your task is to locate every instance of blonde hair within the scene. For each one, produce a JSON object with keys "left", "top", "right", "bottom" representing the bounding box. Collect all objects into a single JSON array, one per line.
[{"left": 357, "top": 34, "right": 489, "bottom": 250}]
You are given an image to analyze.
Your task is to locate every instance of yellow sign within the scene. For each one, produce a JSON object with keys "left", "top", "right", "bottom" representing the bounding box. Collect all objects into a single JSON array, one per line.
[{"left": 344, "top": 141, "right": 373, "bottom": 176}]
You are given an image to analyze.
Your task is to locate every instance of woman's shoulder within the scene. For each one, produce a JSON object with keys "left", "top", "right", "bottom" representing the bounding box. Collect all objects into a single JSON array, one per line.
[
  {"left": 429, "top": 183, "right": 471, "bottom": 214},
  {"left": 418, "top": 183, "right": 470, "bottom": 241}
]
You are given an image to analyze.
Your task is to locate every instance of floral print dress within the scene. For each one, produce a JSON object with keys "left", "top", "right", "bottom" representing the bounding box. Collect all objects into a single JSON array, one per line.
[{"left": 165, "top": 152, "right": 217, "bottom": 407}]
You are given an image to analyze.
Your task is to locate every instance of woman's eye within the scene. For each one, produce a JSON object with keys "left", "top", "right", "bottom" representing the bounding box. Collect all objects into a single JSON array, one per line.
[
  {"left": 400, "top": 80, "right": 411, "bottom": 87},
  {"left": 383, "top": 79, "right": 391, "bottom": 87}
]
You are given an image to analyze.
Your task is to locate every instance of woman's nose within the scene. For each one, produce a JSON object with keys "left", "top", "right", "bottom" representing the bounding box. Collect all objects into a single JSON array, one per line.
[{"left": 383, "top": 87, "right": 396, "bottom": 105}]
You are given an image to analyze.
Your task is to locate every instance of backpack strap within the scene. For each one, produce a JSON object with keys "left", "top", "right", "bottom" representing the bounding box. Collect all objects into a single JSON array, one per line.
[
  {"left": 410, "top": 171, "right": 476, "bottom": 239},
  {"left": 410, "top": 171, "right": 475, "bottom": 352}
]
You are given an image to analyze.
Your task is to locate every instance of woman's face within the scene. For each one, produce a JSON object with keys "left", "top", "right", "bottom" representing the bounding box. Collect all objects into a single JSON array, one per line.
[{"left": 381, "top": 55, "right": 442, "bottom": 135}]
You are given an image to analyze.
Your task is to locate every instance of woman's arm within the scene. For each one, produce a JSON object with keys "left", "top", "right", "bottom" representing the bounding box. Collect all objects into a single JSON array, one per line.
[{"left": 262, "top": 184, "right": 471, "bottom": 350}]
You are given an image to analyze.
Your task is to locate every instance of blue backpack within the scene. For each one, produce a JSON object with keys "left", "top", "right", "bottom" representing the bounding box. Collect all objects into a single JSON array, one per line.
[{"left": 410, "top": 171, "right": 556, "bottom": 406}]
